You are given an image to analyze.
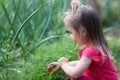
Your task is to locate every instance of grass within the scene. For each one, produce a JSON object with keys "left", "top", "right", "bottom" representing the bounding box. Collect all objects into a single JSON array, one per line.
[
  {"left": 1, "top": 36, "right": 119, "bottom": 80},
  {"left": 0, "top": 0, "right": 69, "bottom": 79},
  {"left": 0, "top": 0, "right": 120, "bottom": 80},
  {"left": 107, "top": 37, "right": 120, "bottom": 77},
  {"left": 0, "top": 35, "right": 79, "bottom": 80},
  {"left": 33, "top": 36, "right": 120, "bottom": 80}
]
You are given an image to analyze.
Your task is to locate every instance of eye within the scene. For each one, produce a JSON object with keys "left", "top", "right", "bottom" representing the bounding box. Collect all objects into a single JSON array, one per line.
[{"left": 66, "top": 30, "right": 72, "bottom": 34}]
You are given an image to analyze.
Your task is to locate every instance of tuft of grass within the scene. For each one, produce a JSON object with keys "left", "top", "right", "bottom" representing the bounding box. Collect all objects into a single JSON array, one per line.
[
  {"left": 0, "top": 0, "right": 119, "bottom": 79},
  {"left": 0, "top": 0, "right": 71, "bottom": 79},
  {"left": 107, "top": 37, "right": 120, "bottom": 77}
]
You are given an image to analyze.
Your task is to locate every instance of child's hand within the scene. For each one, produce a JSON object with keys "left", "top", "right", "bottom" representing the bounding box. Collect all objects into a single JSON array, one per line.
[
  {"left": 47, "top": 62, "right": 60, "bottom": 74},
  {"left": 58, "top": 57, "right": 68, "bottom": 67}
]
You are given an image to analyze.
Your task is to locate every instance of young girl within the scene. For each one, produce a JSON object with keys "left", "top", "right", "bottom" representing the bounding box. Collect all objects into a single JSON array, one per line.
[{"left": 47, "top": 0, "right": 119, "bottom": 80}]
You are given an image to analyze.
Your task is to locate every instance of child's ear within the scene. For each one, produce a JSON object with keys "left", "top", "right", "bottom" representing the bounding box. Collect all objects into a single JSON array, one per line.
[
  {"left": 83, "top": 31, "right": 86, "bottom": 36},
  {"left": 81, "top": 27, "right": 87, "bottom": 39},
  {"left": 83, "top": 29, "right": 87, "bottom": 36},
  {"left": 81, "top": 27, "right": 87, "bottom": 35}
]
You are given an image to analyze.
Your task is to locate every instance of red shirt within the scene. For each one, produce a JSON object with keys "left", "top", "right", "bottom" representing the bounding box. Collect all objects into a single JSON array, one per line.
[{"left": 78, "top": 45, "right": 119, "bottom": 80}]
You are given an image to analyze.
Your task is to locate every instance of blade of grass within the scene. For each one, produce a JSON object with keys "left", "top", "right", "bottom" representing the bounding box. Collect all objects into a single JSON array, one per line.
[
  {"left": 0, "top": 48, "right": 6, "bottom": 60},
  {"left": 1, "top": 2, "right": 12, "bottom": 26},
  {"left": 36, "top": 19, "right": 46, "bottom": 36},
  {"left": 12, "top": 4, "right": 47, "bottom": 44},
  {"left": 7, "top": 0, "right": 21, "bottom": 38},
  {"left": 2, "top": 1, "right": 25, "bottom": 52},
  {"left": 39, "top": 6, "right": 52, "bottom": 40},
  {"left": 12, "top": 0, "right": 23, "bottom": 23},
  {"left": 30, "top": 35, "right": 60, "bottom": 52}
]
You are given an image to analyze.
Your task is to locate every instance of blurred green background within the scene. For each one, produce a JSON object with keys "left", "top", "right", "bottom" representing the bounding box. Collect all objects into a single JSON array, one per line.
[{"left": 0, "top": 0, "right": 120, "bottom": 80}]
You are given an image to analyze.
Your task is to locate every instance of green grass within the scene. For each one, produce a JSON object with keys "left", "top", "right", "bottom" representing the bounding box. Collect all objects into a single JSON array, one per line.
[
  {"left": 1, "top": 36, "right": 119, "bottom": 80},
  {"left": 0, "top": 0, "right": 70, "bottom": 79},
  {"left": 107, "top": 37, "right": 120, "bottom": 77},
  {"left": 0, "top": 36, "right": 79, "bottom": 80},
  {"left": 0, "top": 0, "right": 120, "bottom": 80},
  {"left": 30, "top": 36, "right": 120, "bottom": 80}
]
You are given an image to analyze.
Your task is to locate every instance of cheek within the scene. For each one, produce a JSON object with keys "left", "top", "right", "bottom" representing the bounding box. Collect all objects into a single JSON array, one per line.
[
  {"left": 77, "top": 37, "right": 85, "bottom": 45},
  {"left": 73, "top": 36, "right": 83, "bottom": 45},
  {"left": 70, "top": 34, "right": 77, "bottom": 42},
  {"left": 70, "top": 34, "right": 74, "bottom": 39}
]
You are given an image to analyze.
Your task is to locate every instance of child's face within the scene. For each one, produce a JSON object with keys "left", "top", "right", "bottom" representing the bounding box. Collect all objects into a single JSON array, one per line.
[{"left": 66, "top": 27, "right": 84, "bottom": 45}]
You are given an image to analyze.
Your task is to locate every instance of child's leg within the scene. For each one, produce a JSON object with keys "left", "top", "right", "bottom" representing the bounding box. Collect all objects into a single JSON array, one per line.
[{"left": 70, "top": 75, "right": 94, "bottom": 80}]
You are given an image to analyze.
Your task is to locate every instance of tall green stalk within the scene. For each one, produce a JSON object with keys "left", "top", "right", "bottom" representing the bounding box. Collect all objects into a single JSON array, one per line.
[{"left": 11, "top": 4, "right": 46, "bottom": 44}]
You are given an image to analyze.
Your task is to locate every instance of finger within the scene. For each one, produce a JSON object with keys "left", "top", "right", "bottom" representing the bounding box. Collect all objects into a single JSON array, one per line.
[
  {"left": 48, "top": 62, "right": 57, "bottom": 66},
  {"left": 47, "top": 65, "right": 53, "bottom": 71},
  {"left": 48, "top": 63, "right": 54, "bottom": 67},
  {"left": 48, "top": 65, "right": 59, "bottom": 73},
  {"left": 47, "top": 67, "right": 54, "bottom": 73},
  {"left": 48, "top": 64, "right": 54, "bottom": 69},
  {"left": 48, "top": 64, "right": 53, "bottom": 67},
  {"left": 48, "top": 65, "right": 57, "bottom": 72},
  {"left": 47, "top": 67, "right": 55, "bottom": 74},
  {"left": 51, "top": 66, "right": 60, "bottom": 73}
]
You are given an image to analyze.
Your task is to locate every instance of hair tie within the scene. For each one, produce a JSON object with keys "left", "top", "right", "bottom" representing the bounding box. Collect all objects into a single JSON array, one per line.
[{"left": 71, "top": 0, "right": 82, "bottom": 14}]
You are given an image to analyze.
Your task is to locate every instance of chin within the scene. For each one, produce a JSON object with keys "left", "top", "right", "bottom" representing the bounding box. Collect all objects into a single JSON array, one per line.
[{"left": 77, "top": 42, "right": 84, "bottom": 46}]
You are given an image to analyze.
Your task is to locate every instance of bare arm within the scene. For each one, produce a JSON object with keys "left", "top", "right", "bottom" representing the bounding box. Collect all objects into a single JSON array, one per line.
[
  {"left": 58, "top": 56, "right": 93, "bottom": 79},
  {"left": 47, "top": 60, "right": 78, "bottom": 74},
  {"left": 68, "top": 60, "right": 78, "bottom": 66}
]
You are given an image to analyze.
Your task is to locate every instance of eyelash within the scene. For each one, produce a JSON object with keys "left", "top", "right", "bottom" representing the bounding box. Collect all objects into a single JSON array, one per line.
[{"left": 66, "top": 30, "right": 72, "bottom": 34}]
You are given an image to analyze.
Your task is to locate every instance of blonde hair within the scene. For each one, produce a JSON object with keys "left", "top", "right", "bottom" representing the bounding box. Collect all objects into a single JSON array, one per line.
[{"left": 64, "top": 0, "right": 112, "bottom": 59}]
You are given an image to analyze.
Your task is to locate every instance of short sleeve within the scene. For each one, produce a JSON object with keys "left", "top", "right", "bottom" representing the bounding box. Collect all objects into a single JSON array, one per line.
[{"left": 82, "top": 46, "right": 102, "bottom": 63}]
